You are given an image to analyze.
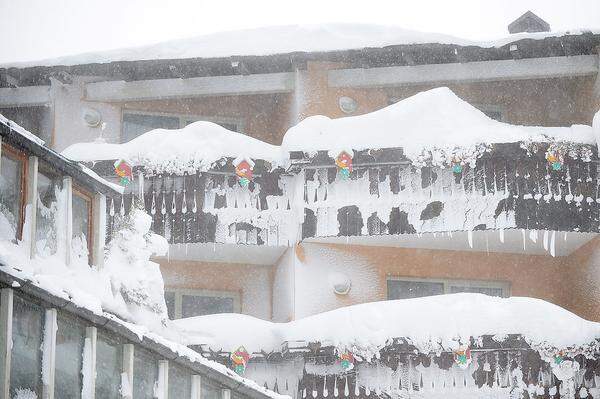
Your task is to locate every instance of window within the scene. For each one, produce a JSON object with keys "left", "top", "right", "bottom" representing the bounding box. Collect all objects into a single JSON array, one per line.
[
  {"left": 10, "top": 295, "right": 44, "bottom": 398},
  {"left": 121, "top": 111, "right": 242, "bottom": 143},
  {"left": 72, "top": 187, "right": 92, "bottom": 264},
  {"left": 55, "top": 314, "right": 86, "bottom": 399},
  {"left": 133, "top": 348, "right": 158, "bottom": 399},
  {"left": 95, "top": 333, "right": 122, "bottom": 399},
  {"left": 36, "top": 163, "right": 62, "bottom": 256},
  {"left": 474, "top": 104, "right": 505, "bottom": 121},
  {"left": 202, "top": 383, "right": 222, "bottom": 399},
  {"left": 387, "top": 277, "right": 509, "bottom": 300},
  {"left": 168, "top": 363, "right": 192, "bottom": 399},
  {"left": 0, "top": 144, "right": 25, "bottom": 241},
  {"left": 165, "top": 289, "right": 241, "bottom": 319}
]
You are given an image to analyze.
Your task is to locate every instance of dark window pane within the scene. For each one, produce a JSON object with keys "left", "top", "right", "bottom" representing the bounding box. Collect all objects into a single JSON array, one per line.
[
  {"left": 387, "top": 280, "right": 444, "bottom": 300},
  {"left": 0, "top": 150, "right": 23, "bottom": 240},
  {"left": 122, "top": 114, "right": 180, "bottom": 143},
  {"left": 184, "top": 119, "right": 239, "bottom": 132},
  {"left": 55, "top": 315, "right": 85, "bottom": 399},
  {"left": 481, "top": 110, "right": 502, "bottom": 121},
  {"left": 181, "top": 295, "right": 234, "bottom": 318},
  {"left": 133, "top": 348, "right": 158, "bottom": 399},
  {"left": 202, "top": 383, "right": 221, "bottom": 399},
  {"left": 36, "top": 166, "right": 62, "bottom": 256},
  {"left": 10, "top": 296, "right": 43, "bottom": 397},
  {"left": 450, "top": 285, "right": 504, "bottom": 297},
  {"left": 165, "top": 291, "right": 175, "bottom": 319},
  {"left": 168, "top": 364, "right": 191, "bottom": 399},
  {"left": 95, "top": 334, "right": 122, "bottom": 399},
  {"left": 72, "top": 192, "right": 91, "bottom": 262}
]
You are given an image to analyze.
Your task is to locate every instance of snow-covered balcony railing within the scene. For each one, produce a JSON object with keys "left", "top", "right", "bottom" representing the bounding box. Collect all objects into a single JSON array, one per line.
[{"left": 174, "top": 295, "right": 600, "bottom": 399}]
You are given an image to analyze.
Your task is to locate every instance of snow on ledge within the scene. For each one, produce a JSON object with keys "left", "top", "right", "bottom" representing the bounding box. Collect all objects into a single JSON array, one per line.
[{"left": 174, "top": 293, "right": 600, "bottom": 360}]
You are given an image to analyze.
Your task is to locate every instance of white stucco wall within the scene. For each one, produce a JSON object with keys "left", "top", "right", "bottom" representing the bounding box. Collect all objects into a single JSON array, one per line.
[{"left": 272, "top": 248, "right": 295, "bottom": 322}]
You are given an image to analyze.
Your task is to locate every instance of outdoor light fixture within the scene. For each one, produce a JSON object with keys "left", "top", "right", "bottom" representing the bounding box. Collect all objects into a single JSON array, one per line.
[
  {"left": 338, "top": 96, "right": 358, "bottom": 114},
  {"left": 82, "top": 107, "right": 102, "bottom": 128},
  {"left": 330, "top": 272, "right": 352, "bottom": 295}
]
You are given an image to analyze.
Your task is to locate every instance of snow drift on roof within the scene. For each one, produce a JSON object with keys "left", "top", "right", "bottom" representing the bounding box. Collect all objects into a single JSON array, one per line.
[
  {"left": 174, "top": 293, "right": 600, "bottom": 359},
  {"left": 4, "top": 23, "right": 599, "bottom": 68},
  {"left": 281, "top": 87, "right": 594, "bottom": 159},
  {"left": 62, "top": 121, "right": 283, "bottom": 174}
]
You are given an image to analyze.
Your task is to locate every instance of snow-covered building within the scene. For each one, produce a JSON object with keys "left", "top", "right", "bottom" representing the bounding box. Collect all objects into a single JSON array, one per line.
[{"left": 0, "top": 116, "right": 285, "bottom": 399}]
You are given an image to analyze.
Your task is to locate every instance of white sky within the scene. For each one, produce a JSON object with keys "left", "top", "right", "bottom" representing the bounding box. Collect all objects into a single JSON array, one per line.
[{"left": 0, "top": 0, "right": 599, "bottom": 63}]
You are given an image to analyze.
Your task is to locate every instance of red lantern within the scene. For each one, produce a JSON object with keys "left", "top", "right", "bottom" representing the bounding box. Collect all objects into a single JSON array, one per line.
[
  {"left": 114, "top": 159, "right": 133, "bottom": 186},
  {"left": 234, "top": 159, "right": 254, "bottom": 187}
]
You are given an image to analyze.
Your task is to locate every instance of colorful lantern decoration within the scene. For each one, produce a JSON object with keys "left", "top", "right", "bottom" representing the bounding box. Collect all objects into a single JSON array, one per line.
[
  {"left": 453, "top": 346, "right": 472, "bottom": 369},
  {"left": 114, "top": 159, "right": 133, "bottom": 186},
  {"left": 554, "top": 351, "right": 565, "bottom": 365},
  {"left": 546, "top": 150, "right": 563, "bottom": 171},
  {"left": 234, "top": 158, "right": 254, "bottom": 187},
  {"left": 335, "top": 151, "right": 353, "bottom": 179},
  {"left": 231, "top": 346, "right": 250, "bottom": 375},
  {"left": 451, "top": 156, "right": 463, "bottom": 173},
  {"left": 339, "top": 351, "right": 355, "bottom": 371}
]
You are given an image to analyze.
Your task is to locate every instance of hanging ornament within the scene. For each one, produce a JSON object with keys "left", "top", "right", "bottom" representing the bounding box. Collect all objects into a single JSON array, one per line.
[
  {"left": 234, "top": 158, "right": 254, "bottom": 187},
  {"left": 335, "top": 151, "right": 353, "bottom": 179},
  {"left": 231, "top": 346, "right": 250, "bottom": 375},
  {"left": 453, "top": 346, "right": 472, "bottom": 369},
  {"left": 553, "top": 351, "right": 565, "bottom": 365},
  {"left": 546, "top": 150, "right": 564, "bottom": 171},
  {"left": 451, "top": 157, "right": 463, "bottom": 173},
  {"left": 338, "top": 351, "right": 354, "bottom": 371},
  {"left": 114, "top": 159, "right": 133, "bottom": 186}
]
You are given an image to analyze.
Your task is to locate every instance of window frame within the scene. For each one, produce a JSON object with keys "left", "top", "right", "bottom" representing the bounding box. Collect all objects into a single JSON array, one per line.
[
  {"left": 1, "top": 143, "right": 28, "bottom": 241},
  {"left": 166, "top": 288, "right": 241, "bottom": 319},
  {"left": 120, "top": 110, "right": 245, "bottom": 143},
  {"left": 72, "top": 185, "right": 94, "bottom": 264},
  {"left": 386, "top": 276, "right": 510, "bottom": 299},
  {"left": 473, "top": 103, "right": 506, "bottom": 122}
]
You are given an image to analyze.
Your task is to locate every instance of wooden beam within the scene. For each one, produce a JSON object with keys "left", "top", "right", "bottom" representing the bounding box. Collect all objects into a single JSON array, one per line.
[
  {"left": 92, "top": 193, "right": 106, "bottom": 269},
  {"left": 157, "top": 360, "right": 169, "bottom": 399},
  {"left": 42, "top": 308, "right": 58, "bottom": 399},
  {"left": 0, "top": 86, "right": 51, "bottom": 107},
  {"left": 122, "top": 344, "right": 134, "bottom": 399},
  {"left": 191, "top": 375, "right": 202, "bottom": 399},
  {"left": 85, "top": 72, "right": 296, "bottom": 102},
  {"left": 0, "top": 288, "right": 13, "bottom": 399},
  {"left": 26, "top": 156, "right": 38, "bottom": 259},
  {"left": 82, "top": 326, "right": 97, "bottom": 399},
  {"left": 328, "top": 55, "right": 599, "bottom": 88}
]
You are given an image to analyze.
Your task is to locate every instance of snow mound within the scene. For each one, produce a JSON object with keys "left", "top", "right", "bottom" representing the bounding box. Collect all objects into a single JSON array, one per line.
[
  {"left": 62, "top": 120, "right": 282, "bottom": 174},
  {"left": 4, "top": 23, "right": 598, "bottom": 68},
  {"left": 175, "top": 294, "right": 600, "bottom": 358},
  {"left": 281, "top": 87, "right": 594, "bottom": 159}
]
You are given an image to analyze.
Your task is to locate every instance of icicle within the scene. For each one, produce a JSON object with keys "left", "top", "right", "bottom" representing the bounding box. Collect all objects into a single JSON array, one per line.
[
  {"left": 354, "top": 381, "right": 360, "bottom": 397},
  {"left": 302, "top": 388, "right": 307, "bottom": 398},
  {"left": 543, "top": 230, "right": 549, "bottom": 251},
  {"left": 334, "top": 377, "right": 339, "bottom": 397},
  {"left": 109, "top": 197, "right": 115, "bottom": 217},
  {"left": 467, "top": 230, "right": 473, "bottom": 248},
  {"left": 138, "top": 172, "right": 145, "bottom": 210},
  {"left": 161, "top": 191, "right": 166, "bottom": 215},
  {"left": 529, "top": 229, "right": 538, "bottom": 243},
  {"left": 119, "top": 196, "right": 125, "bottom": 216},
  {"left": 312, "top": 386, "right": 317, "bottom": 398},
  {"left": 344, "top": 377, "right": 349, "bottom": 397},
  {"left": 171, "top": 191, "right": 177, "bottom": 214},
  {"left": 550, "top": 231, "right": 556, "bottom": 257},
  {"left": 485, "top": 231, "right": 489, "bottom": 254},
  {"left": 182, "top": 190, "right": 188, "bottom": 214},
  {"left": 521, "top": 229, "right": 526, "bottom": 251},
  {"left": 323, "top": 376, "right": 328, "bottom": 397},
  {"left": 150, "top": 190, "right": 156, "bottom": 215},
  {"left": 499, "top": 228, "right": 504, "bottom": 243},
  {"left": 564, "top": 231, "right": 568, "bottom": 241},
  {"left": 192, "top": 189, "right": 198, "bottom": 213}
]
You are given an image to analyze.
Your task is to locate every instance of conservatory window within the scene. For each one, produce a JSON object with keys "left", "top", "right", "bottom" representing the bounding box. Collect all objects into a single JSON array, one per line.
[
  {"left": 55, "top": 313, "right": 85, "bottom": 399},
  {"left": 95, "top": 333, "right": 122, "bottom": 399},
  {"left": 121, "top": 111, "right": 242, "bottom": 143},
  {"left": 72, "top": 187, "right": 92, "bottom": 263},
  {"left": 165, "top": 289, "right": 240, "bottom": 319},
  {"left": 0, "top": 144, "right": 25, "bottom": 241},
  {"left": 133, "top": 347, "right": 158, "bottom": 399},
  {"left": 387, "top": 277, "right": 509, "bottom": 300},
  {"left": 201, "top": 382, "right": 222, "bottom": 399},
  {"left": 36, "top": 163, "right": 62, "bottom": 256},
  {"left": 168, "top": 363, "right": 192, "bottom": 399},
  {"left": 10, "top": 295, "right": 43, "bottom": 398}
]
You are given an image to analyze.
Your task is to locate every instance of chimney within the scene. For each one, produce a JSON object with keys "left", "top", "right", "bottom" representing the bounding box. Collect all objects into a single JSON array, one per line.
[{"left": 508, "top": 11, "right": 551, "bottom": 34}]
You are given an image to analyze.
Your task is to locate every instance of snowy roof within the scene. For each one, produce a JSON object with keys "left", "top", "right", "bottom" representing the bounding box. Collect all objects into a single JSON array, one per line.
[
  {"left": 62, "top": 121, "right": 283, "bottom": 174},
  {"left": 282, "top": 87, "right": 595, "bottom": 159},
  {"left": 4, "top": 23, "right": 599, "bottom": 68},
  {"left": 174, "top": 294, "right": 600, "bottom": 359}
]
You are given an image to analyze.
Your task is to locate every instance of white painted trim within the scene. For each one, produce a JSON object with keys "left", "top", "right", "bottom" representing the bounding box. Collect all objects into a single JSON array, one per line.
[
  {"left": 122, "top": 344, "right": 134, "bottom": 399},
  {"left": 92, "top": 194, "right": 106, "bottom": 269},
  {"left": 26, "top": 155, "right": 38, "bottom": 259},
  {"left": 386, "top": 276, "right": 511, "bottom": 298},
  {"left": 328, "top": 55, "right": 599, "bottom": 88},
  {"left": 157, "top": 360, "right": 169, "bottom": 399},
  {"left": 222, "top": 388, "right": 232, "bottom": 399},
  {"left": 191, "top": 375, "right": 202, "bottom": 399},
  {"left": 165, "top": 288, "right": 241, "bottom": 319},
  {"left": 85, "top": 72, "right": 296, "bottom": 102},
  {"left": 0, "top": 86, "right": 51, "bottom": 107},
  {"left": 42, "top": 308, "right": 58, "bottom": 399},
  {"left": 63, "top": 177, "right": 73, "bottom": 266},
  {"left": 0, "top": 288, "right": 13, "bottom": 399},
  {"left": 83, "top": 326, "right": 97, "bottom": 399}
]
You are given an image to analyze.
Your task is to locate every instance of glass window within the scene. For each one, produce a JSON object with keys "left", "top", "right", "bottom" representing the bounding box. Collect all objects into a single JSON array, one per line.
[
  {"left": 10, "top": 296, "right": 43, "bottom": 398},
  {"left": 133, "top": 348, "right": 158, "bottom": 399},
  {"left": 450, "top": 285, "right": 504, "bottom": 297},
  {"left": 55, "top": 314, "right": 85, "bottom": 399},
  {"left": 181, "top": 295, "right": 234, "bottom": 318},
  {"left": 122, "top": 113, "right": 180, "bottom": 143},
  {"left": 202, "top": 382, "right": 222, "bottom": 399},
  {"left": 36, "top": 164, "right": 62, "bottom": 256},
  {"left": 95, "top": 334, "right": 122, "bottom": 399},
  {"left": 0, "top": 146, "right": 24, "bottom": 241},
  {"left": 387, "top": 279, "right": 444, "bottom": 300},
  {"left": 168, "top": 363, "right": 191, "bottom": 399},
  {"left": 165, "top": 291, "right": 175, "bottom": 319},
  {"left": 72, "top": 190, "right": 91, "bottom": 263}
]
